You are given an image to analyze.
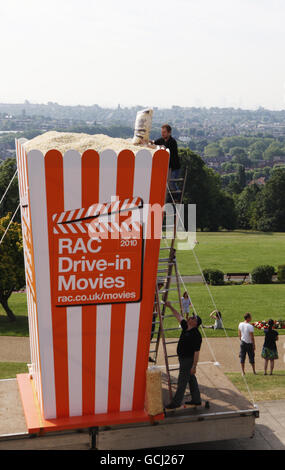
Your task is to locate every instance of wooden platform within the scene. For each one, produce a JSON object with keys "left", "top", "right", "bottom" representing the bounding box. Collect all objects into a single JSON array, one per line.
[
  {"left": 0, "top": 363, "right": 258, "bottom": 450},
  {"left": 162, "top": 362, "right": 254, "bottom": 416},
  {"left": 16, "top": 374, "right": 164, "bottom": 434}
]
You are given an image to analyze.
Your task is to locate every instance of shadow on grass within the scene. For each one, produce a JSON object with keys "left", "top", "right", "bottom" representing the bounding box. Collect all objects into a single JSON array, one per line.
[{"left": 0, "top": 315, "right": 29, "bottom": 337}]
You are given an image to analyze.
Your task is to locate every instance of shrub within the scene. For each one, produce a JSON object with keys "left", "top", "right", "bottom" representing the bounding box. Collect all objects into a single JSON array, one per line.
[
  {"left": 202, "top": 269, "right": 224, "bottom": 286},
  {"left": 202, "top": 269, "right": 213, "bottom": 284},
  {"left": 251, "top": 265, "right": 275, "bottom": 284},
  {"left": 209, "top": 269, "right": 224, "bottom": 285},
  {"left": 277, "top": 264, "right": 285, "bottom": 283}
]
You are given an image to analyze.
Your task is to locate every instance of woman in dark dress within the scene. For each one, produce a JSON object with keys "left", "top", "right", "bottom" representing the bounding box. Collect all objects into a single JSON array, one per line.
[{"left": 261, "top": 319, "right": 279, "bottom": 375}]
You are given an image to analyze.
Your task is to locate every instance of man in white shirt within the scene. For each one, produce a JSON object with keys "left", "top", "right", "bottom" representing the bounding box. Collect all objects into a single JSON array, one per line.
[{"left": 238, "top": 313, "right": 256, "bottom": 375}]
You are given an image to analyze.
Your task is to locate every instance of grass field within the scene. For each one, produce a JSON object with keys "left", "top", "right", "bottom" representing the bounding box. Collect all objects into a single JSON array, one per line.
[
  {"left": 0, "top": 293, "right": 28, "bottom": 336},
  {"left": 166, "top": 283, "right": 285, "bottom": 337},
  {"left": 0, "top": 231, "right": 285, "bottom": 337},
  {"left": 174, "top": 231, "right": 285, "bottom": 275},
  {"left": 1, "top": 283, "right": 285, "bottom": 338},
  {"left": 226, "top": 371, "right": 285, "bottom": 402},
  {"left": 0, "top": 362, "right": 27, "bottom": 379}
]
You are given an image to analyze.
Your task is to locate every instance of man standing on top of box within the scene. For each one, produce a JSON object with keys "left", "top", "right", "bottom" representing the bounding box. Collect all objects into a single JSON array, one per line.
[
  {"left": 151, "top": 124, "right": 181, "bottom": 190},
  {"left": 164, "top": 301, "right": 202, "bottom": 409}
]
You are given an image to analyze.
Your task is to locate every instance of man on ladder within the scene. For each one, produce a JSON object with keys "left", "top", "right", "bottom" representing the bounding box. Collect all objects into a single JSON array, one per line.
[
  {"left": 164, "top": 301, "right": 202, "bottom": 409},
  {"left": 150, "top": 124, "right": 181, "bottom": 193}
]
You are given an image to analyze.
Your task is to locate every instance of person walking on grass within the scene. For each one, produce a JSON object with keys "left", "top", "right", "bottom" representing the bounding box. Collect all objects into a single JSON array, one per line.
[
  {"left": 262, "top": 319, "right": 279, "bottom": 375},
  {"left": 238, "top": 313, "right": 256, "bottom": 375},
  {"left": 164, "top": 301, "right": 202, "bottom": 409}
]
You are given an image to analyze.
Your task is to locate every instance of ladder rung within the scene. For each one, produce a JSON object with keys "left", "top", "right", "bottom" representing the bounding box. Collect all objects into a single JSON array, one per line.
[
  {"left": 159, "top": 247, "right": 171, "bottom": 250},
  {"left": 169, "top": 178, "right": 184, "bottom": 182},
  {"left": 157, "top": 269, "right": 168, "bottom": 273},
  {"left": 153, "top": 313, "right": 179, "bottom": 324},
  {"left": 167, "top": 354, "right": 178, "bottom": 358},
  {"left": 165, "top": 340, "right": 179, "bottom": 345},
  {"left": 169, "top": 367, "right": 180, "bottom": 372},
  {"left": 169, "top": 190, "right": 182, "bottom": 194},
  {"left": 149, "top": 350, "right": 156, "bottom": 353},
  {"left": 159, "top": 258, "right": 172, "bottom": 262}
]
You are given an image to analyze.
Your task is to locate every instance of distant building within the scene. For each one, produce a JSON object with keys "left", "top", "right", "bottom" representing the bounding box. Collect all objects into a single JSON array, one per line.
[{"left": 248, "top": 177, "right": 266, "bottom": 186}]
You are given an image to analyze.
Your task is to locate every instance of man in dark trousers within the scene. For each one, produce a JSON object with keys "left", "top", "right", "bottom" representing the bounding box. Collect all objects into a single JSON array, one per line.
[
  {"left": 164, "top": 300, "right": 202, "bottom": 408},
  {"left": 152, "top": 124, "right": 181, "bottom": 191}
]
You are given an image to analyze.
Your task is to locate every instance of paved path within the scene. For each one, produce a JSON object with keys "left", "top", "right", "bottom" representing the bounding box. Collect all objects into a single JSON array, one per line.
[
  {"left": 1, "top": 335, "right": 284, "bottom": 373},
  {"left": 157, "top": 335, "right": 285, "bottom": 373},
  {"left": 0, "top": 337, "right": 30, "bottom": 363}
]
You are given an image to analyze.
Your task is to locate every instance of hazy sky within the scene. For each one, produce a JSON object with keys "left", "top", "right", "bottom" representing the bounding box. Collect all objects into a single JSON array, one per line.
[{"left": 0, "top": 0, "right": 285, "bottom": 109}]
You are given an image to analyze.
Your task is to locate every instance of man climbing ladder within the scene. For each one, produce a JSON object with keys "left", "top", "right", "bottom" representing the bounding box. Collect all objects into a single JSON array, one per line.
[{"left": 164, "top": 301, "right": 202, "bottom": 409}]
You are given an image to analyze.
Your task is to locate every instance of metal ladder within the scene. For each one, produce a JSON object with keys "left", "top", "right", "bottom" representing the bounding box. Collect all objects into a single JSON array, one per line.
[{"left": 148, "top": 171, "right": 188, "bottom": 401}]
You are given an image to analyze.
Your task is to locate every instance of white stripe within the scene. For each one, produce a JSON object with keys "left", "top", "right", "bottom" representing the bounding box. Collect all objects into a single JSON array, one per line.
[
  {"left": 57, "top": 212, "right": 66, "bottom": 224},
  {"left": 67, "top": 223, "right": 77, "bottom": 234},
  {"left": 76, "top": 207, "right": 85, "bottom": 220},
  {"left": 95, "top": 149, "right": 117, "bottom": 414},
  {"left": 88, "top": 203, "right": 102, "bottom": 216},
  {"left": 27, "top": 150, "right": 56, "bottom": 419},
  {"left": 120, "top": 150, "right": 153, "bottom": 411},
  {"left": 66, "top": 209, "right": 75, "bottom": 222},
  {"left": 63, "top": 150, "right": 82, "bottom": 417}
]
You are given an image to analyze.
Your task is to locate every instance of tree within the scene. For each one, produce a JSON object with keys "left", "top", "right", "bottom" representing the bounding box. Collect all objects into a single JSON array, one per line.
[
  {"left": 232, "top": 153, "right": 251, "bottom": 167},
  {"left": 252, "top": 169, "right": 285, "bottom": 231},
  {"left": 0, "top": 214, "right": 25, "bottom": 321},
  {"left": 236, "top": 165, "right": 246, "bottom": 191},
  {"left": 180, "top": 149, "right": 236, "bottom": 231},
  {"left": 263, "top": 142, "right": 285, "bottom": 161},
  {"left": 229, "top": 147, "right": 246, "bottom": 158},
  {"left": 204, "top": 143, "right": 224, "bottom": 159},
  {"left": 0, "top": 158, "right": 19, "bottom": 221},
  {"left": 235, "top": 184, "right": 261, "bottom": 229}
]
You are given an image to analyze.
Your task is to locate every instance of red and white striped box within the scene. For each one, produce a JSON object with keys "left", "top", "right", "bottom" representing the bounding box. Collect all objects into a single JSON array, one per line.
[{"left": 15, "top": 143, "right": 169, "bottom": 428}]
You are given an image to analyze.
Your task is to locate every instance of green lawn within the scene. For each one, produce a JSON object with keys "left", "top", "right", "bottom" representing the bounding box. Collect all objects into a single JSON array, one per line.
[
  {"left": 0, "top": 362, "right": 28, "bottom": 379},
  {"left": 1, "top": 284, "right": 285, "bottom": 338},
  {"left": 1, "top": 231, "right": 285, "bottom": 338},
  {"left": 165, "top": 283, "right": 285, "bottom": 337},
  {"left": 0, "top": 293, "right": 28, "bottom": 336},
  {"left": 226, "top": 371, "right": 285, "bottom": 402},
  {"left": 174, "top": 231, "right": 285, "bottom": 276}
]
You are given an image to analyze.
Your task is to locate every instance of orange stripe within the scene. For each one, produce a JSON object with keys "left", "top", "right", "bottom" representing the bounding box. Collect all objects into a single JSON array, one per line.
[
  {"left": 132, "top": 149, "right": 169, "bottom": 410},
  {"left": 45, "top": 150, "right": 69, "bottom": 418},
  {"left": 108, "top": 150, "right": 135, "bottom": 413},
  {"left": 81, "top": 150, "right": 99, "bottom": 415},
  {"left": 17, "top": 374, "right": 42, "bottom": 434}
]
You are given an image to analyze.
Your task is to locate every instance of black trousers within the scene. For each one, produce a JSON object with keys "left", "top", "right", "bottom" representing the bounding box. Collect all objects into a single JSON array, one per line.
[{"left": 171, "top": 355, "right": 201, "bottom": 406}]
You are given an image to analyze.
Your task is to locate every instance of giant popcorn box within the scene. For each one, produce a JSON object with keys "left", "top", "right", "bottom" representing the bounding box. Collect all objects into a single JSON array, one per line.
[{"left": 15, "top": 140, "right": 169, "bottom": 432}]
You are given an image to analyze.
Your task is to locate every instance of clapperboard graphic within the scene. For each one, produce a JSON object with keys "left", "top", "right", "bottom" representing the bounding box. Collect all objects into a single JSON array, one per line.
[{"left": 51, "top": 196, "right": 144, "bottom": 307}]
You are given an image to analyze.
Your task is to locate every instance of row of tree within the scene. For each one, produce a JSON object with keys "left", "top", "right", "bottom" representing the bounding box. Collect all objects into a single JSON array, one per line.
[
  {"left": 179, "top": 148, "right": 285, "bottom": 232},
  {"left": 204, "top": 136, "right": 285, "bottom": 162}
]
